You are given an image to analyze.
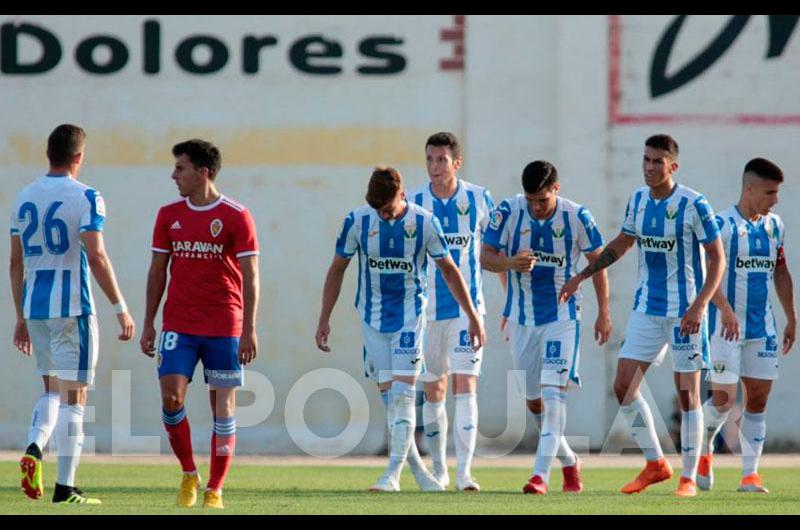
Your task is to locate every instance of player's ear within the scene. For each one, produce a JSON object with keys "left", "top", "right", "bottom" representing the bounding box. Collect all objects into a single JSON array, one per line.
[{"left": 453, "top": 157, "right": 463, "bottom": 171}]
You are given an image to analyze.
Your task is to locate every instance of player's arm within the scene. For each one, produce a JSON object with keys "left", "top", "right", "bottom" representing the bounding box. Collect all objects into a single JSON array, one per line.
[
  {"left": 80, "top": 231, "right": 135, "bottom": 341},
  {"left": 140, "top": 251, "right": 170, "bottom": 356},
  {"left": 681, "top": 237, "right": 726, "bottom": 336},
  {"left": 559, "top": 232, "right": 636, "bottom": 303},
  {"left": 773, "top": 255, "right": 796, "bottom": 354},
  {"left": 435, "top": 255, "right": 486, "bottom": 350},
  {"left": 238, "top": 255, "right": 259, "bottom": 365},
  {"left": 480, "top": 243, "right": 536, "bottom": 273},
  {"left": 584, "top": 247, "right": 612, "bottom": 345},
  {"left": 9, "top": 235, "right": 31, "bottom": 355},
  {"left": 315, "top": 255, "right": 351, "bottom": 353},
  {"left": 710, "top": 287, "right": 739, "bottom": 342}
]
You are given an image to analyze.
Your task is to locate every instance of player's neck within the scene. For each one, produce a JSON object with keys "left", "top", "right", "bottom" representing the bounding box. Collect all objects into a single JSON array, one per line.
[
  {"left": 430, "top": 176, "right": 458, "bottom": 199},
  {"left": 737, "top": 200, "right": 761, "bottom": 222},
  {"left": 188, "top": 185, "right": 221, "bottom": 207},
  {"left": 47, "top": 165, "right": 74, "bottom": 179},
  {"left": 649, "top": 179, "right": 676, "bottom": 200}
]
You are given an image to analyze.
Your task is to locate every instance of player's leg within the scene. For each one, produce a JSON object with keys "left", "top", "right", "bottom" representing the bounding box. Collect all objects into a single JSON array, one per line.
[
  {"left": 51, "top": 315, "right": 100, "bottom": 504},
  {"left": 617, "top": 313, "right": 672, "bottom": 494},
  {"left": 21, "top": 319, "right": 59, "bottom": 500},
  {"left": 158, "top": 330, "right": 201, "bottom": 506},
  {"left": 420, "top": 319, "right": 449, "bottom": 486},
  {"left": 201, "top": 335, "right": 244, "bottom": 508},
  {"left": 738, "top": 376, "right": 772, "bottom": 493},
  {"left": 452, "top": 374, "right": 478, "bottom": 491},
  {"left": 698, "top": 333, "right": 740, "bottom": 490}
]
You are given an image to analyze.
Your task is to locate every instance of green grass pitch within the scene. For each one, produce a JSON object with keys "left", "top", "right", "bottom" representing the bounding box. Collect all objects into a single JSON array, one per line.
[{"left": 2, "top": 462, "right": 799, "bottom": 514}]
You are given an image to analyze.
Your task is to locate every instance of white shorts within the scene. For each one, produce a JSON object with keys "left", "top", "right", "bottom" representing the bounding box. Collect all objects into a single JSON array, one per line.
[
  {"left": 362, "top": 319, "right": 425, "bottom": 384},
  {"left": 619, "top": 311, "right": 708, "bottom": 373},
  {"left": 709, "top": 334, "right": 780, "bottom": 384},
  {"left": 28, "top": 315, "right": 99, "bottom": 385},
  {"left": 421, "top": 314, "right": 483, "bottom": 381},
  {"left": 508, "top": 319, "right": 581, "bottom": 400}
]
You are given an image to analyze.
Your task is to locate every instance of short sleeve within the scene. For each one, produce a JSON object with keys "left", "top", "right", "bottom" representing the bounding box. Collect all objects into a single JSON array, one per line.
[
  {"left": 335, "top": 212, "right": 358, "bottom": 258},
  {"left": 233, "top": 209, "right": 259, "bottom": 259},
  {"left": 79, "top": 189, "right": 106, "bottom": 233},
  {"left": 151, "top": 207, "right": 172, "bottom": 254}
]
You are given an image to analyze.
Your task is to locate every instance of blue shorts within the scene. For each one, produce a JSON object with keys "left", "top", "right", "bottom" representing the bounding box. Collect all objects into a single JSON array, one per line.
[{"left": 157, "top": 330, "right": 243, "bottom": 387}]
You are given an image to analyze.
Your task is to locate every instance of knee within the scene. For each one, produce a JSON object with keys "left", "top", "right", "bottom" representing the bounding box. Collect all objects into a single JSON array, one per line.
[
  {"left": 746, "top": 394, "right": 769, "bottom": 413},
  {"left": 613, "top": 380, "right": 630, "bottom": 405},
  {"left": 162, "top": 393, "right": 184, "bottom": 412},
  {"left": 527, "top": 399, "right": 543, "bottom": 415}
]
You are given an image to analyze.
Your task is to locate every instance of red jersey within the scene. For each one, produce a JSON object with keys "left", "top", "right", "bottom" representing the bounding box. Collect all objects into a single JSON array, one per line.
[{"left": 152, "top": 195, "right": 259, "bottom": 337}]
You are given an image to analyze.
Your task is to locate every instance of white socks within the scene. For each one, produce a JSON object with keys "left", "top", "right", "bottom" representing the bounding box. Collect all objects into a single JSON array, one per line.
[
  {"left": 27, "top": 392, "right": 60, "bottom": 451},
  {"left": 680, "top": 408, "right": 703, "bottom": 480},
  {"left": 386, "top": 382, "right": 416, "bottom": 479},
  {"left": 532, "top": 412, "right": 577, "bottom": 468},
  {"left": 55, "top": 404, "right": 85, "bottom": 487},
  {"left": 422, "top": 398, "right": 448, "bottom": 476},
  {"left": 701, "top": 399, "right": 730, "bottom": 455},
  {"left": 620, "top": 395, "right": 664, "bottom": 462},
  {"left": 532, "top": 387, "right": 566, "bottom": 484},
  {"left": 740, "top": 411, "right": 766, "bottom": 477},
  {"left": 454, "top": 393, "right": 478, "bottom": 478}
]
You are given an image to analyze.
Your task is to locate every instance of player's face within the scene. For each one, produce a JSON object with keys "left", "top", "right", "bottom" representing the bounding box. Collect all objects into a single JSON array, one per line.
[
  {"left": 426, "top": 145, "right": 461, "bottom": 185},
  {"left": 746, "top": 174, "right": 781, "bottom": 215},
  {"left": 524, "top": 183, "right": 559, "bottom": 220},
  {"left": 377, "top": 192, "right": 407, "bottom": 221},
  {"left": 642, "top": 147, "right": 677, "bottom": 189},
  {"left": 172, "top": 154, "right": 206, "bottom": 197}
]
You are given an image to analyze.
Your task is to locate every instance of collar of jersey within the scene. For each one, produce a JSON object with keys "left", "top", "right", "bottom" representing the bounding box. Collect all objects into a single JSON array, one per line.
[
  {"left": 733, "top": 204, "right": 764, "bottom": 227},
  {"left": 185, "top": 194, "right": 224, "bottom": 211},
  {"left": 648, "top": 182, "right": 679, "bottom": 204},
  {"left": 429, "top": 179, "right": 461, "bottom": 205},
  {"left": 44, "top": 173, "right": 69, "bottom": 178},
  {"left": 524, "top": 196, "right": 560, "bottom": 225},
  {"left": 377, "top": 201, "right": 410, "bottom": 226}
]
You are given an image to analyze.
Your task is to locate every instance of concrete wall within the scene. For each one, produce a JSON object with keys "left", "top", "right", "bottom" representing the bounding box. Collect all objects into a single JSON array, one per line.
[{"left": 0, "top": 15, "right": 797, "bottom": 454}]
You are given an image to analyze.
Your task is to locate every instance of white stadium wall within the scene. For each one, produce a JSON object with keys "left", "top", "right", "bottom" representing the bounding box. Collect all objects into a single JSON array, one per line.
[{"left": 0, "top": 15, "right": 797, "bottom": 454}]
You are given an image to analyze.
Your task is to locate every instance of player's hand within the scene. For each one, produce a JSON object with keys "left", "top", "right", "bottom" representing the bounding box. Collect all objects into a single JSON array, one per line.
[
  {"left": 680, "top": 302, "right": 704, "bottom": 337},
  {"left": 595, "top": 310, "right": 612, "bottom": 345},
  {"left": 468, "top": 316, "right": 486, "bottom": 351},
  {"left": 559, "top": 275, "right": 584, "bottom": 304},
  {"left": 500, "top": 316, "right": 509, "bottom": 342},
  {"left": 117, "top": 312, "right": 135, "bottom": 341},
  {"left": 139, "top": 324, "right": 157, "bottom": 357},
  {"left": 720, "top": 306, "right": 740, "bottom": 342},
  {"left": 316, "top": 320, "right": 331, "bottom": 353},
  {"left": 507, "top": 250, "right": 537, "bottom": 273},
  {"left": 238, "top": 329, "right": 258, "bottom": 365},
  {"left": 13, "top": 320, "right": 32, "bottom": 356},
  {"left": 783, "top": 319, "right": 796, "bottom": 355}
]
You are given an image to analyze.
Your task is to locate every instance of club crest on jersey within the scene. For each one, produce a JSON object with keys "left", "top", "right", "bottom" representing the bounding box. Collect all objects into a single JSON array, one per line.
[
  {"left": 95, "top": 195, "right": 106, "bottom": 216},
  {"left": 551, "top": 227, "right": 566, "bottom": 239},
  {"left": 489, "top": 210, "right": 504, "bottom": 230},
  {"left": 210, "top": 218, "right": 223, "bottom": 238},
  {"left": 456, "top": 202, "right": 471, "bottom": 216},
  {"left": 665, "top": 208, "right": 678, "bottom": 220},
  {"left": 404, "top": 225, "right": 417, "bottom": 239}
]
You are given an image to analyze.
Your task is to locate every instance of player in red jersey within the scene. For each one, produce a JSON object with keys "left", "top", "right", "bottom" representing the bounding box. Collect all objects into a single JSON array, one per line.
[{"left": 139, "top": 139, "right": 260, "bottom": 509}]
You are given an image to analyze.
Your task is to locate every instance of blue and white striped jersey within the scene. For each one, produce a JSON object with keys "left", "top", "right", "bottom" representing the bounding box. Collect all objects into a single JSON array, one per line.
[
  {"left": 621, "top": 184, "right": 720, "bottom": 318},
  {"left": 484, "top": 195, "right": 604, "bottom": 327},
  {"left": 410, "top": 180, "right": 494, "bottom": 321},
  {"left": 335, "top": 202, "right": 450, "bottom": 333},
  {"left": 710, "top": 206, "right": 784, "bottom": 340},
  {"left": 10, "top": 175, "right": 105, "bottom": 320}
]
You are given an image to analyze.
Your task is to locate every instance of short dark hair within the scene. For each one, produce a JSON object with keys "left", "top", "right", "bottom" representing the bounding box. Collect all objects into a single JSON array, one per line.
[
  {"left": 645, "top": 134, "right": 679, "bottom": 159},
  {"left": 522, "top": 160, "right": 558, "bottom": 194},
  {"left": 425, "top": 131, "right": 462, "bottom": 160},
  {"left": 744, "top": 157, "right": 783, "bottom": 182},
  {"left": 366, "top": 166, "right": 403, "bottom": 210},
  {"left": 172, "top": 139, "right": 222, "bottom": 179},
  {"left": 47, "top": 124, "right": 86, "bottom": 167}
]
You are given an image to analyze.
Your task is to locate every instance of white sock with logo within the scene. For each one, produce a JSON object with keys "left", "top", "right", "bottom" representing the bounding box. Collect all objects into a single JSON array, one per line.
[
  {"left": 532, "top": 411, "right": 577, "bottom": 468},
  {"left": 680, "top": 408, "right": 703, "bottom": 480},
  {"left": 740, "top": 411, "right": 766, "bottom": 477},
  {"left": 532, "top": 387, "right": 566, "bottom": 484},
  {"left": 56, "top": 404, "right": 85, "bottom": 487},
  {"left": 422, "top": 398, "right": 448, "bottom": 477},
  {"left": 27, "top": 392, "right": 60, "bottom": 451},
  {"left": 701, "top": 399, "right": 730, "bottom": 456},
  {"left": 454, "top": 393, "right": 478, "bottom": 478},
  {"left": 386, "top": 382, "right": 416, "bottom": 480},
  {"left": 620, "top": 395, "right": 664, "bottom": 461}
]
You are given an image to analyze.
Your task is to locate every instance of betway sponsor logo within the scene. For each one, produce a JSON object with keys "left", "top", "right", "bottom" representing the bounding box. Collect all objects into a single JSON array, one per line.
[
  {"left": 638, "top": 236, "right": 676, "bottom": 253},
  {"left": 532, "top": 251, "right": 566, "bottom": 268},
  {"left": 172, "top": 240, "right": 224, "bottom": 255},
  {"left": 735, "top": 256, "right": 775, "bottom": 273},
  {"left": 445, "top": 234, "right": 472, "bottom": 249},
  {"left": 368, "top": 256, "right": 414, "bottom": 273}
]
